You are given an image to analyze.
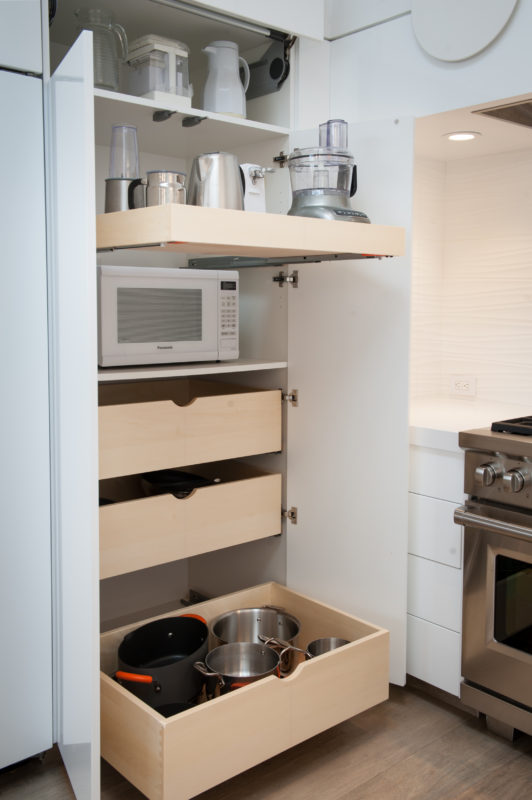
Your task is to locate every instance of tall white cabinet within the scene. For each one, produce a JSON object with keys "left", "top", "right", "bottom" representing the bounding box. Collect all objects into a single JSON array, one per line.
[
  {"left": 41, "top": 1, "right": 412, "bottom": 796},
  {"left": 0, "top": 1, "right": 53, "bottom": 771}
]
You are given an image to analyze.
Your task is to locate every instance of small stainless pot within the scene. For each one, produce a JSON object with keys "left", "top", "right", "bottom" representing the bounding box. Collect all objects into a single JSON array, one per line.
[
  {"left": 210, "top": 606, "right": 301, "bottom": 676},
  {"left": 194, "top": 642, "right": 280, "bottom": 694}
]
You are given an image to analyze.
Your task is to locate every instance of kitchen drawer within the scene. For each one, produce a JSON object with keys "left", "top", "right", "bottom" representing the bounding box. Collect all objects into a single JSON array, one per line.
[
  {"left": 98, "top": 378, "right": 282, "bottom": 480},
  {"left": 100, "top": 582, "right": 389, "bottom": 800},
  {"left": 99, "top": 462, "right": 282, "bottom": 579},
  {"left": 407, "top": 614, "right": 462, "bottom": 697},
  {"left": 408, "top": 493, "right": 462, "bottom": 568},
  {"left": 409, "top": 445, "right": 464, "bottom": 502},
  {"left": 407, "top": 554, "right": 462, "bottom": 632}
]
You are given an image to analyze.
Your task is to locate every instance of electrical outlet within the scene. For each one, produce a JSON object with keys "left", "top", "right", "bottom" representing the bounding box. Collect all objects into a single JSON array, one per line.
[{"left": 450, "top": 374, "right": 477, "bottom": 397}]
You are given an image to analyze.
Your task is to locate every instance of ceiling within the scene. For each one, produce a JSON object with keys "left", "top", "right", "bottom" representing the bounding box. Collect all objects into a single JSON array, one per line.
[{"left": 415, "top": 92, "right": 532, "bottom": 160}]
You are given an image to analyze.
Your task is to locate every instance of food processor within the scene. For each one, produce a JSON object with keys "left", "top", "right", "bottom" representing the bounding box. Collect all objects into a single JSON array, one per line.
[{"left": 287, "top": 119, "right": 370, "bottom": 223}]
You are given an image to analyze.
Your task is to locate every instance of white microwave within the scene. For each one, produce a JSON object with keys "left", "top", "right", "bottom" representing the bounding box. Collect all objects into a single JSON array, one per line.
[{"left": 97, "top": 265, "right": 239, "bottom": 367}]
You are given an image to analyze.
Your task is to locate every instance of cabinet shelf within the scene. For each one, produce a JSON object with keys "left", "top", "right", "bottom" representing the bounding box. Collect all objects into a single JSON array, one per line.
[
  {"left": 94, "top": 91, "right": 290, "bottom": 158},
  {"left": 96, "top": 203, "right": 405, "bottom": 261},
  {"left": 98, "top": 358, "right": 287, "bottom": 383}
]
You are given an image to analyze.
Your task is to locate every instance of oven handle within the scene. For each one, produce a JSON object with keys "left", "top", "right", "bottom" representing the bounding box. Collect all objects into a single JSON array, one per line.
[{"left": 454, "top": 505, "right": 532, "bottom": 542}]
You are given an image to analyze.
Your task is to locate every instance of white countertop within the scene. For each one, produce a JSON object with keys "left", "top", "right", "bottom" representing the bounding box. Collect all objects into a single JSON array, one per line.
[{"left": 409, "top": 397, "right": 532, "bottom": 451}]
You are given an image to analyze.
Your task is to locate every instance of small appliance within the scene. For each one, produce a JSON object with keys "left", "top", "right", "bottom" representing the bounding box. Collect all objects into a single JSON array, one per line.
[
  {"left": 128, "top": 34, "right": 193, "bottom": 108},
  {"left": 202, "top": 41, "right": 250, "bottom": 118},
  {"left": 97, "top": 266, "right": 238, "bottom": 367},
  {"left": 127, "top": 170, "right": 187, "bottom": 208},
  {"left": 104, "top": 123, "right": 140, "bottom": 213},
  {"left": 287, "top": 118, "right": 370, "bottom": 223},
  {"left": 187, "top": 152, "right": 244, "bottom": 210}
]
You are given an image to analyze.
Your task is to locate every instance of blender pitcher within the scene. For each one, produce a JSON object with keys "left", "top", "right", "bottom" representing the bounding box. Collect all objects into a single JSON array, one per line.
[{"left": 75, "top": 8, "right": 128, "bottom": 91}]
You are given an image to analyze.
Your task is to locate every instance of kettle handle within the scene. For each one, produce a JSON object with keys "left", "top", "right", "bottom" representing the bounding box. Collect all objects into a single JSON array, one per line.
[
  {"left": 239, "top": 56, "right": 250, "bottom": 93},
  {"left": 111, "top": 22, "right": 128, "bottom": 62}
]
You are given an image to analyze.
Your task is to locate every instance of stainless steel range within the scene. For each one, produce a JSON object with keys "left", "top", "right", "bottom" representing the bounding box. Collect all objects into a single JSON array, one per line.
[{"left": 455, "top": 418, "right": 532, "bottom": 739}]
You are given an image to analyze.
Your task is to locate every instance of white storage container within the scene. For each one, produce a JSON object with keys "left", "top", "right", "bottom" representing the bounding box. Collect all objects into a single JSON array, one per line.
[{"left": 128, "top": 34, "right": 192, "bottom": 107}]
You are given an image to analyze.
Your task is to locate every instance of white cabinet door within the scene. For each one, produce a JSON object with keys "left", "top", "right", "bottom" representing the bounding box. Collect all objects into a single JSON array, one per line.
[
  {"left": 0, "top": 0, "right": 42, "bottom": 73},
  {"left": 286, "top": 117, "right": 414, "bottom": 686},
  {"left": 192, "top": 0, "right": 325, "bottom": 39},
  {"left": 45, "top": 31, "right": 99, "bottom": 800},
  {"left": 0, "top": 68, "right": 52, "bottom": 770}
]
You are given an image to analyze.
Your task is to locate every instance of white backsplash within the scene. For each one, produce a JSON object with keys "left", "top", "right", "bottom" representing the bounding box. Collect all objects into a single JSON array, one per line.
[{"left": 411, "top": 148, "right": 532, "bottom": 408}]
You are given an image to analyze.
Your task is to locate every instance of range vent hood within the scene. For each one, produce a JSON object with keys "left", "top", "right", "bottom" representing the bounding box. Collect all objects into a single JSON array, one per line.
[{"left": 473, "top": 100, "right": 532, "bottom": 129}]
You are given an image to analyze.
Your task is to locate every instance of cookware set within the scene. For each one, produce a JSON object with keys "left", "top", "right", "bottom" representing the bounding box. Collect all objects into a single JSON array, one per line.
[{"left": 114, "top": 606, "right": 350, "bottom": 716}]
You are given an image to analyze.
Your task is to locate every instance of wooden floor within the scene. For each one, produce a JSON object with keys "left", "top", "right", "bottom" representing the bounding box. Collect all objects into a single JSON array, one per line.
[{"left": 2, "top": 683, "right": 532, "bottom": 799}]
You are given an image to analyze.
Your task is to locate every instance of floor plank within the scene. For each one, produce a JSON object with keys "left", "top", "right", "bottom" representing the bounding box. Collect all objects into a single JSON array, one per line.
[{"left": 2, "top": 685, "right": 531, "bottom": 800}]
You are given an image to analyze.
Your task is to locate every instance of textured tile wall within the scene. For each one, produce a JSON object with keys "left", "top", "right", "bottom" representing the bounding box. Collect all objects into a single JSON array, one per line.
[{"left": 411, "top": 149, "right": 532, "bottom": 406}]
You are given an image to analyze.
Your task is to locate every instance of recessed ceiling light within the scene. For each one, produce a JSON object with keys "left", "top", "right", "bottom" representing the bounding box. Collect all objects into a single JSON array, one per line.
[{"left": 444, "top": 131, "right": 481, "bottom": 141}]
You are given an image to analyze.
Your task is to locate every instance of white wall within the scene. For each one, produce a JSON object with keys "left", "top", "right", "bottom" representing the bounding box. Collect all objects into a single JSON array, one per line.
[
  {"left": 329, "top": 0, "right": 532, "bottom": 122},
  {"left": 411, "top": 148, "right": 532, "bottom": 406}
]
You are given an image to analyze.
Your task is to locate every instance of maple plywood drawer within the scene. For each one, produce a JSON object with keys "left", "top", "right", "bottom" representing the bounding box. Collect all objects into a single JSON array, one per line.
[
  {"left": 100, "top": 582, "right": 389, "bottom": 800},
  {"left": 98, "top": 378, "right": 282, "bottom": 480},
  {"left": 99, "top": 462, "right": 282, "bottom": 579}
]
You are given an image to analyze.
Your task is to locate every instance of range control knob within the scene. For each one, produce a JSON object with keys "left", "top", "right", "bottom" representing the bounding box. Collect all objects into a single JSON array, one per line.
[
  {"left": 502, "top": 469, "right": 527, "bottom": 493},
  {"left": 474, "top": 463, "right": 500, "bottom": 487}
]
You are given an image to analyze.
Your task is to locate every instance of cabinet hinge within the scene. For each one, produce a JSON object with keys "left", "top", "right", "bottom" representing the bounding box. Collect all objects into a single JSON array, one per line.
[
  {"left": 273, "top": 269, "right": 298, "bottom": 288},
  {"left": 282, "top": 506, "right": 298, "bottom": 524},
  {"left": 273, "top": 150, "right": 288, "bottom": 168},
  {"left": 282, "top": 389, "right": 298, "bottom": 407}
]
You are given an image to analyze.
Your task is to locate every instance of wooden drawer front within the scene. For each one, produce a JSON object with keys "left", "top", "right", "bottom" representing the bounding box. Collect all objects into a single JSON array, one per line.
[
  {"left": 100, "top": 470, "right": 282, "bottom": 579},
  {"left": 100, "top": 582, "right": 389, "bottom": 800},
  {"left": 408, "top": 493, "right": 462, "bottom": 568},
  {"left": 407, "top": 554, "right": 462, "bottom": 632},
  {"left": 409, "top": 445, "right": 464, "bottom": 502},
  {"left": 99, "top": 385, "right": 282, "bottom": 480},
  {"left": 407, "top": 614, "right": 462, "bottom": 697}
]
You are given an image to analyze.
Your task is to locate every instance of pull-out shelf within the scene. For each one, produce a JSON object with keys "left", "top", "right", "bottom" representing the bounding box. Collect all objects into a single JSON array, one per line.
[
  {"left": 96, "top": 203, "right": 405, "bottom": 261},
  {"left": 99, "top": 462, "right": 282, "bottom": 578},
  {"left": 98, "top": 378, "right": 281, "bottom": 480},
  {"left": 100, "top": 582, "right": 389, "bottom": 800}
]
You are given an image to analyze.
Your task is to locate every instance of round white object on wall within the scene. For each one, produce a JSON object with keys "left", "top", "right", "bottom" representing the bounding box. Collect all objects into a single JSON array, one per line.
[{"left": 411, "top": 0, "right": 518, "bottom": 62}]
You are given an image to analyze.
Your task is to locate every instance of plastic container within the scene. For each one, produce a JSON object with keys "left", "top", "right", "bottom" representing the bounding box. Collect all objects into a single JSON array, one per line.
[{"left": 128, "top": 34, "right": 192, "bottom": 106}]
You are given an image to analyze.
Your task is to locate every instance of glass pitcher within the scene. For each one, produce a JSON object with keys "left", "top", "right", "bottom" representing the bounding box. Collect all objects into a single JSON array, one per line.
[{"left": 75, "top": 8, "right": 128, "bottom": 91}]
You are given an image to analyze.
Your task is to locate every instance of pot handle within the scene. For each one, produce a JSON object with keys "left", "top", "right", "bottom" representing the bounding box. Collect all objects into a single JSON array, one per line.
[
  {"left": 181, "top": 613, "right": 208, "bottom": 625},
  {"left": 114, "top": 671, "right": 162, "bottom": 692},
  {"left": 259, "top": 635, "right": 311, "bottom": 660},
  {"left": 193, "top": 661, "right": 225, "bottom": 688}
]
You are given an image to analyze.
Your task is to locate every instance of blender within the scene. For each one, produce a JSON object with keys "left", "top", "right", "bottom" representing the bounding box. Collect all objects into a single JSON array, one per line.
[{"left": 287, "top": 119, "right": 370, "bottom": 223}]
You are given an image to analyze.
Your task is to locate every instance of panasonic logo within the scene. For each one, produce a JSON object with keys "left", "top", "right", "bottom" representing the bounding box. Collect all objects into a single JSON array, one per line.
[{"left": 157, "top": 345, "right": 173, "bottom": 350}]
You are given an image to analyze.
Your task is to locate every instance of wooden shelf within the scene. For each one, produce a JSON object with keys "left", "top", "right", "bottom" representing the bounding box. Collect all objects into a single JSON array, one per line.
[
  {"left": 96, "top": 204, "right": 406, "bottom": 260},
  {"left": 98, "top": 358, "right": 287, "bottom": 383}
]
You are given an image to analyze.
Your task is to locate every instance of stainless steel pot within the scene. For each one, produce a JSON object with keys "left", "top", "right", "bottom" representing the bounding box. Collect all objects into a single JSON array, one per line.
[
  {"left": 187, "top": 152, "right": 244, "bottom": 209},
  {"left": 194, "top": 642, "right": 280, "bottom": 694},
  {"left": 210, "top": 606, "right": 301, "bottom": 676}
]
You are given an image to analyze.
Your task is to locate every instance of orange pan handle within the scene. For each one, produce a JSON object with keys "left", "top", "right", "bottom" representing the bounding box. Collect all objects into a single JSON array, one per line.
[{"left": 115, "top": 671, "right": 154, "bottom": 684}]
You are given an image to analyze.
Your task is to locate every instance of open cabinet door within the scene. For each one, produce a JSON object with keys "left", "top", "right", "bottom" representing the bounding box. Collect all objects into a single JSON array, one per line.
[
  {"left": 286, "top": 117, "right": 413, "bottom": 686},
  {"left": 45, "top": 32, "right": 100, "bottom": 800}
]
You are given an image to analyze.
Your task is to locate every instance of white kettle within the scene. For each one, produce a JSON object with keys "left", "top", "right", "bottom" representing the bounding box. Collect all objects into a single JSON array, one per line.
[{"left": 202, "top": 40, "right": 250, "bottom": 118}]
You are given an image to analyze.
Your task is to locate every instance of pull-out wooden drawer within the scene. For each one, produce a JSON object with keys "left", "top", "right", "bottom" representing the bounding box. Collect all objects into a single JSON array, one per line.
[
  {"left": 98, "top": 378, "right": 282, "bottom": 480},
  {"left": 100, "top": 582, "right": 389, "bottom": 800},
  {"left": 99, "top": 462, "right": 282, "bottom": 578}
]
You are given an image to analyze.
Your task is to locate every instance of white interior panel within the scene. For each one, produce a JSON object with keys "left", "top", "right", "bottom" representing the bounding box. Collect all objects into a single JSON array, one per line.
[{"left": 286, "top": 118, "right": 413, "bottom": 686}]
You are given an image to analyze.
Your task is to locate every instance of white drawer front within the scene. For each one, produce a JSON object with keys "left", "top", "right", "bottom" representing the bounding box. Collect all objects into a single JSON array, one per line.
[
  {"left": 408, "top": 493, "right": 462, "bottom": 568},
  {"left": 407, "top": 554, "right": 462, "bottom": 632},
  {"left": 409, "top": 445, "right": 464, "bottom": 502},
  {"left": 407, "top": 614, "right": 462, "bottom": 697}
]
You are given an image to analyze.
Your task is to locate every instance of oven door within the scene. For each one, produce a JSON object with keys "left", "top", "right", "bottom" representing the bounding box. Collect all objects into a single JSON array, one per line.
[{"left": 455, "top": 502, "right": 532, "bottom": 710}]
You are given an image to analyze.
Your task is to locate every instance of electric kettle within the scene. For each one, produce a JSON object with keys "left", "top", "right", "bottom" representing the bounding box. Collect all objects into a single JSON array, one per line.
[
  {"left": 202, "top": 41, "right": 250, "bottom": 118},
  {"left": 187, "top": 152, "right": 244, "bottom": 210}
]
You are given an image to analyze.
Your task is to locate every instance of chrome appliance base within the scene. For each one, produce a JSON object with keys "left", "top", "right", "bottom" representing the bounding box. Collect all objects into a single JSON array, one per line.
[{"left": 461, "top": 681, "right": 532, "bottom": 738}]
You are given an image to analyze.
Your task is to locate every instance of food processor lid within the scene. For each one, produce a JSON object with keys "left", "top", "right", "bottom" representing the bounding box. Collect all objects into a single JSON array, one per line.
[{"left": 287, "top": 146, "right": 354, "bottom": 162}]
